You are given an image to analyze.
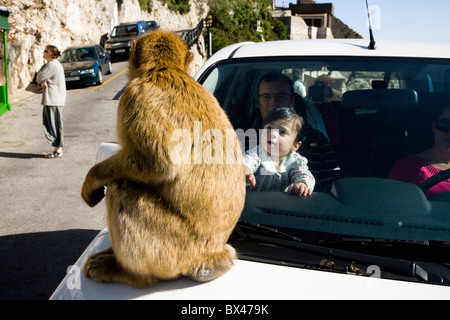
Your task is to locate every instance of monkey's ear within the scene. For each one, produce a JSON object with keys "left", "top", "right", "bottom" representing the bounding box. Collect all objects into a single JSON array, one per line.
[
  {"left": 131, "top": 39, "right": 138, "bottom": 52},
  {"left": 185, "top": 53, "right": 193, "bottom": 70},
  {"left": 129, "top": 39, "right": 139, "bottom": 69}
]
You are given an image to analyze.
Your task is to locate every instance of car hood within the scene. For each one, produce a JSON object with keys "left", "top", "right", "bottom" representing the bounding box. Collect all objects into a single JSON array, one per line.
[
  {"left": 50, "top": 228, "right": 450, "bottom": 300},
  {"left": 62, "top": 61, "right": 96, "bottom": 70}
]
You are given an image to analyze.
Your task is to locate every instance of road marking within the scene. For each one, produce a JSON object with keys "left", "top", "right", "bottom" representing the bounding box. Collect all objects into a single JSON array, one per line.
[{"left": 90, "top": 67, "right": 129, "bottom": 92}]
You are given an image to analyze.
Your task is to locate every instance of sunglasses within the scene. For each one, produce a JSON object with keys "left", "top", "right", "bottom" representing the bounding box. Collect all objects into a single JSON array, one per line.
[{"left": 435, "top": 118, "right": 450, "bottom": 133}]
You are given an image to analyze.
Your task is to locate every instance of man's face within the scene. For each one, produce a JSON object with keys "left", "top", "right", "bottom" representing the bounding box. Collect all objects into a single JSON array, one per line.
[{"left": 258, "top": 80, "right": 293, "bottom": 120}]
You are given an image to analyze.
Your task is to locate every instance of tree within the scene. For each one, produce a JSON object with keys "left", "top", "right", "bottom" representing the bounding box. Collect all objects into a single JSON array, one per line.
[{"left": 207, "top": 0, "right": 287, "bottom": 54}]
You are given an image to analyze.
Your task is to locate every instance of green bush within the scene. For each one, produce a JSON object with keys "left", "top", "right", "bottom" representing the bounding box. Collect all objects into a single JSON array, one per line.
[
  {"left": 207, "top": 0, "right": 287, "bottom": 54},
  {"left": 138, "top": 0, "right": 191, "bottom": 14},
  {"left": 162, "top": 0, "right": 191, "bottom": 14},
  {"left": 138, "top": 0, "right": 152, "bottom": 12}
]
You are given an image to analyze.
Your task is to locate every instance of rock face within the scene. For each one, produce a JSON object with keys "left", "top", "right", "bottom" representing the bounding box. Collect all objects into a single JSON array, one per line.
[{"left": 1, "top": 0, "right": 208, "bottom": 96}]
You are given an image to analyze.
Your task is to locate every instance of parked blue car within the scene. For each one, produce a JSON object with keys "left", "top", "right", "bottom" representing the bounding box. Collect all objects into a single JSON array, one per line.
[{"left": 60, "top": 44, "right": 112, "bottom": 86}]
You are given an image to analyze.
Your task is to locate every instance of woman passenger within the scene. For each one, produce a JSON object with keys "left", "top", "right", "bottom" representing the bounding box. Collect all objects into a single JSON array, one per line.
[{"left": 389, "top": 105, "right": 450, "bottom": 198}]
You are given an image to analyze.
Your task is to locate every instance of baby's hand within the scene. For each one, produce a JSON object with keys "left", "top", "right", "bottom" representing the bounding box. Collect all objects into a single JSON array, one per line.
[
  {"left": 244, "top": 167, "right": 256, "bottom": 187},
  {"left": 288, "top": 182, "right": 312, "bottom": 196}
]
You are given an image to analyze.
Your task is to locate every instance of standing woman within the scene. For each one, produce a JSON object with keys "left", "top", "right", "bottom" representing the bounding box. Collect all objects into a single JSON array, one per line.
[{"left": 37, "top": 45, "right": 66, "bottom": 158}]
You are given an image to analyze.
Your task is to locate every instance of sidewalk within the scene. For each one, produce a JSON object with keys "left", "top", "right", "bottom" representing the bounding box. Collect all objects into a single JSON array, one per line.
[
  {"left": 0, "top": 73, "right": 123, "bottom": 299},
  {"left": 8, "top": 83, "right": 41, "bottom": 108}
]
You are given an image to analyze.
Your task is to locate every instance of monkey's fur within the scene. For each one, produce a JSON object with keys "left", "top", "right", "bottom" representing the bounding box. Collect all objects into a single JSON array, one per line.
[{"left": 81, "top": 30, "right": 245, "bottom": 288}]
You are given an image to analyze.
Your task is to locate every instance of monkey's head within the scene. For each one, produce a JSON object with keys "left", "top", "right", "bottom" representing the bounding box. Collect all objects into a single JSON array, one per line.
[{"left": 129, "top": 29, "right": 193, "bottom": 76}]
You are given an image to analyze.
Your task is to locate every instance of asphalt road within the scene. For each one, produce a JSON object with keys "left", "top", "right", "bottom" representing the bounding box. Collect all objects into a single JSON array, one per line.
[{"left": 0, "top": 60, "right": 129, "bottom": 299}]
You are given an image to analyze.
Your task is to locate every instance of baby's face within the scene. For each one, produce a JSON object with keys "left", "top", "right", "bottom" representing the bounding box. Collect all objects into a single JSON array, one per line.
[{"left": 261, "top": 119, "right": 299, "bottom": 160}]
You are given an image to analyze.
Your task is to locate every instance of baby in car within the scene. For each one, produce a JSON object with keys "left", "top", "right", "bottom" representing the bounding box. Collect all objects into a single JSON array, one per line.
[{"left": 244, "top": 107, "right": 315, "bottom": 196}]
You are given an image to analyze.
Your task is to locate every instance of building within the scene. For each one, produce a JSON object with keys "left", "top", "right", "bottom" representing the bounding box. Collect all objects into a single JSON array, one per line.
[
  {"left": 273, "top": 0, "right": 334, "bottom": 40},
  {"left": 289, "top": 0, "right": 333, "bottom": 29}
]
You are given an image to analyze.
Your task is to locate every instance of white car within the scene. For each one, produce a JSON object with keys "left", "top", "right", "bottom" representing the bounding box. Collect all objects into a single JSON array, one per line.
[{"left": 51, "top": 39, "right": 450, "bottom": 301}]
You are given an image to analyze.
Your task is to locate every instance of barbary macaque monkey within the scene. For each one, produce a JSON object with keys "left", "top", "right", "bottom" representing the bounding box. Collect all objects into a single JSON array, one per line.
[{"left": 81, "top": 29, "right": 246, "bottom": 287}]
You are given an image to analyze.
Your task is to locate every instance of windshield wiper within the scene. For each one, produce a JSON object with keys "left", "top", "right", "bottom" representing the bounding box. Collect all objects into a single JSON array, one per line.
[
  {"left": 319, "top": 237, "right": 432, "bottom": 246},
  {"left": 234, "top": 221, "right": 302, "bottom": 242},
  {"left": 234, "top": 221, "right": 450, "bottom": 285}
]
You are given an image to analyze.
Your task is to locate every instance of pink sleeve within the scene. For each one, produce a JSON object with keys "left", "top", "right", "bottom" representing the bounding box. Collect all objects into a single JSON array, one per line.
[
  {"left": 389, "top": 155, "right": 434, "bottom": 186},
  {"left": 390, "top": 155, "right": 450, "bottom": 198}
]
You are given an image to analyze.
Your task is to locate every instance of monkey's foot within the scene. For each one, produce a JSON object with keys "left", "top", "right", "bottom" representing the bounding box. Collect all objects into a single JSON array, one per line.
[
  {"left": 83, "top": 247, "right": 158, "bottom": 288},
  {"left": 83, "top": 248, "right": 122, "bottom": 283},
  {"left": 186, "top": 245, "right": 236, "bottom": 282}
]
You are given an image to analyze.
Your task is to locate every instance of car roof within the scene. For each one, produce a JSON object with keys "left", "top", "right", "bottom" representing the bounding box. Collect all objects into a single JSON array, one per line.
[
  {"left": 63, "top": 44, "right": 98, "bottom": 51},
  {"left": 117, "top": 21, "right": 146, "bottom": 26},
  {"left": 195, "top": 39, "right": 450, "bottom": 79}
]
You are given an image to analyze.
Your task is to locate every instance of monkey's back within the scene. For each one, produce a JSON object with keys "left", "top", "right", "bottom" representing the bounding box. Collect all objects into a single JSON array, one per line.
[
  {"left": 109, "top": 69, "right": 245, "bottom": 279},
  {"left": 83, "top": 30, "right": 245, "bottom": 287},
  {"left": 118, "top": 66, "right": 245, "bottom": 214}
]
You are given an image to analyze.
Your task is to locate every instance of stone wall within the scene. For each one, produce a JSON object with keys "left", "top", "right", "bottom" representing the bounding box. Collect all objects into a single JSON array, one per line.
[
  {"left": 277, "top": 16, "right": 309, "bottom": 40},
  {"left": 0, "top": 0, "right": 208, "bottom": 96},
  {"left": 276, "top": 14, "right": 333, "bottom": 40}
]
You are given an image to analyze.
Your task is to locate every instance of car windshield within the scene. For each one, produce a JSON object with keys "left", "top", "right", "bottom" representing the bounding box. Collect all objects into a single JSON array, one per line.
[
  {"left": 111, "top": 25, "right": 138, "bottom": 38},
  {"left": 147, "top": 21, "right": 157, "bottom": 29},
  {"left": 60, "top": 47, "right": 97, "bottom": 62},
  {"left": 198, "top": 56, "right": 450, "bottom": 249}
]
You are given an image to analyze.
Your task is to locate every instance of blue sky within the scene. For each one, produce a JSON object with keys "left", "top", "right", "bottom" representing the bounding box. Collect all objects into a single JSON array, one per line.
[{"left": 275, "top": 0, "right": 450, "bottom": 42}]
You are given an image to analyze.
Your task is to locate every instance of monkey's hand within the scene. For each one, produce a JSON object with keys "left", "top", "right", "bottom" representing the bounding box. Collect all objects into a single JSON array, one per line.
[
  {"left": 80, "top": 159, "right": 114, "bottom": 207},
  {"left": 81, "top": 185, "right": 105, "bottom": 207}
]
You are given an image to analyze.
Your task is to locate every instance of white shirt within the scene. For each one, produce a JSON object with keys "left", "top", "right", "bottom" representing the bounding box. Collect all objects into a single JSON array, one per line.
[
  {"left": 37, "top": 59, "right": 66, "bottom": 106},
  {"left": 244, "top": 146, "right": 315, "bottom": 192}
]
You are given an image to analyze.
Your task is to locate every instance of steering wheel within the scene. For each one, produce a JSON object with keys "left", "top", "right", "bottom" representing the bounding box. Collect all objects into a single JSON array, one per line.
[{"left": 419, "top": 168, "right": 450, "bottom": 194}]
